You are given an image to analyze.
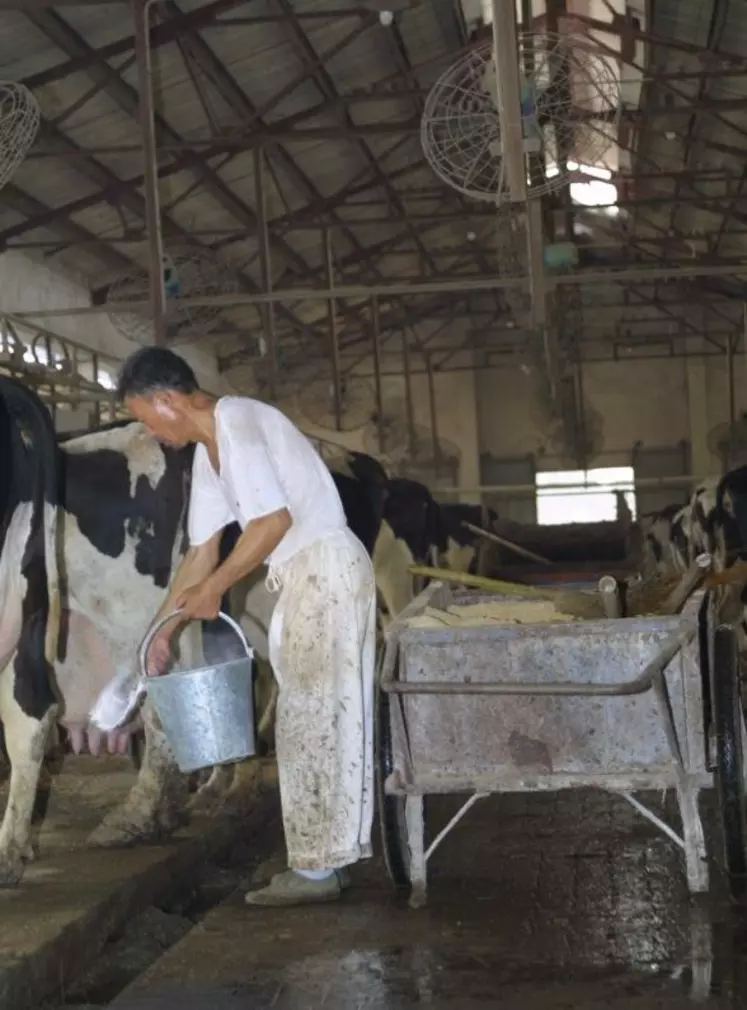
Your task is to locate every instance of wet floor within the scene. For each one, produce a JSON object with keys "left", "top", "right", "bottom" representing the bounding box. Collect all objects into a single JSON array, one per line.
[{"left": 107, "top": 788, "right": 747, "bottom": 1009}]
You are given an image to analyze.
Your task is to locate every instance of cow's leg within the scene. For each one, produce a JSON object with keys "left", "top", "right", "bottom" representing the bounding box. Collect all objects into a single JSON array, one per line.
[
  {"left": 190, "top": 656, "right": 277, "bottom": 811},
  {"left": 192, "top": 576, "right": 277, "bottom": 810},
  {"left": 372, "top": 523, "right": 414, "bottom": 621},
  {"left": 87, "top": 620, "right": 204, "bottom": 848},
  {"left": 0, "top": 663, "right": 56, "bottom": 885},
  {"left": 442, "top": 537, "right": 476, "bottom": 574},
  {"left": 88, "top": 700, "right": 188, "bottom": 847},
  {"left": 188, "top": 764, "right": 235, "bottom": 811}
]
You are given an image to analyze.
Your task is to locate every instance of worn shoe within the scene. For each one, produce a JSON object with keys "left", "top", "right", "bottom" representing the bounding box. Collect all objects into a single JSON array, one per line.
[{"left": 244, "top": 868, "right": 351, "bottom": 907}]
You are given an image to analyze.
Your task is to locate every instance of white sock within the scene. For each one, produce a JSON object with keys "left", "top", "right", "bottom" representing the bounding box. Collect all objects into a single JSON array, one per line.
[{"left": 295, "top": 868, "right": 335, "bottom": 881}]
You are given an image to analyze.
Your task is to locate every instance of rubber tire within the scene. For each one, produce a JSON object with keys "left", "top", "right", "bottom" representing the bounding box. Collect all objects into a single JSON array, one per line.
[
  {"left": 375, "top": 684, "right": 412, "bottom": 889},
  {"left": 713, "top": 624, "right": 747, "bottom": 898}
]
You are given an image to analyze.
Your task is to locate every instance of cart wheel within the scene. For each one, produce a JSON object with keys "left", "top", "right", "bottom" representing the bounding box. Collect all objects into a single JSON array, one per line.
[
  {"left": 376, "top": 685, "right": 411, "bottom": 888},
  {"left": 713, "top": 624, "right": 747, "bottom": 898},
  {"left": 376, "top": 685, "right": 430, "bottom": 891}
]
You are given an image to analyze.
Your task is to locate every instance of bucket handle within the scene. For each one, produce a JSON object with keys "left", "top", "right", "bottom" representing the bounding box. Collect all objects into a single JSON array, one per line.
[{"left": 139, "top": 609, "right": 254, "bottom": 680}]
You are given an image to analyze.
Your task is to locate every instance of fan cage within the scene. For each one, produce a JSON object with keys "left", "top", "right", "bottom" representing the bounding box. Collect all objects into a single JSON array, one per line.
[
  {"left": 106, "top": 247, "right": 239, "bottom": 346},
  {"left": 0, "top": 82, "right": 41, "bottom": 193},
  {"left": 421, "top": 34, "right": 621, "bottom": 203},
  {"left": 295, "top": 376, "right": 375, "bottom": 432}
]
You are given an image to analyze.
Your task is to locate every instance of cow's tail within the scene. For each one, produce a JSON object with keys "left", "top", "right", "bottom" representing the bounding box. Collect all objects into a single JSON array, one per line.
[{"left": 0, "top": 376, "right": 61, "bottom": 665}]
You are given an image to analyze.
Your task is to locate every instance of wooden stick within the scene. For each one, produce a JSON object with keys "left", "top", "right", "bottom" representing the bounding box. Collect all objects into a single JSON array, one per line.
[
  {"left": 462, "top": 521, "right": 552, "bottom": 566},
  {"left": 407, "top": 565, "right": 549, "bottom": 599}
]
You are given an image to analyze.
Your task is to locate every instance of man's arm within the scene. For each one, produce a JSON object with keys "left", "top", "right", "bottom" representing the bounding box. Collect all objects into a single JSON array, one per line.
[
  {"left": 144, "top": 534, "right": 223, "bottom": 674},
  {"left": 176, "top": 508, "right": 292, "bottom": 620},
  {"left": 158, "top": 534, "right": 223, "bottom": 620}
]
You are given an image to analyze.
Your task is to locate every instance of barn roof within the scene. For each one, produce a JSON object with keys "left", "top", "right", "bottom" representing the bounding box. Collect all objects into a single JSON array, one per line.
[{"left": 0, "top": 0, "right": 745, "bottom": 397}]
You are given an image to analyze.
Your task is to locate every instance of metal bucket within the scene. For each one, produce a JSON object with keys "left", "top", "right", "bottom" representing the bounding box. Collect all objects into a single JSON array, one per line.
[{"left": 140, "top": 610, "right": 256, "bottom": 773}]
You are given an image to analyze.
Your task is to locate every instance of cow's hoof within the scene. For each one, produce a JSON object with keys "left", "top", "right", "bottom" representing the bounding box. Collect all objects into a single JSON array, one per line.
[
  {"left": 0, "top": 849, "right": 26, "bottom": 887},
  {"left": 226, "top": 762, "right": 264, "bottom": 807},
  {"left": 87, "top": 803, "right": 187, "bottom": 849},
  {"left": 188, "top": 783, "right": 230, "bottom": 813}
]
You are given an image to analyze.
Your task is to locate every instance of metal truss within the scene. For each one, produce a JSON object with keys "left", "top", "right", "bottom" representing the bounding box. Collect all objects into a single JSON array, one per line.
[{"left": 0, "top": 0, "right": 745, "bottom": 387}]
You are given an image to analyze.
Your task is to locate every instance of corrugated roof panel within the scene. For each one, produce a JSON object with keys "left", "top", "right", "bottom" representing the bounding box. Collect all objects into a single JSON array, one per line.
[
  {"left": 317, "top": 23, "right": 400, "bottom": 92},
  {"left": 345, "top": 96, "right": 418, "bottom": 129},
  {"left": 276, "top": 136, "right": 369, "bottom": 197},
  {"left": 0, "top": 14, "right": 66, "bottom": 80},
  {"left": 71, "top": 200, "right": 142, "bottom": 239},
  {"left": 635, "top": 0, "right": 747, "bottom": 252},
  {"left": 7, "top": 156, "right": 101, "bottom": 210},
  {"left": 41, "top": 85, "right": 141, "bottom": 149},
  {"left": 651, "top": 1, "right": 714, "bottom": 48},
  {"left": 397, "top": 3, "right": 454, "bottom": 71},
  {"left": 0, "top": 206, "right": 29, "bottom": 232},
  {"left": 56, "top": 3, "right": 142, "bottom": 51},
  {"left": 0, "top": 0, "right": 491, "bottom": 317},
  {"left": 273, "top": 226, "right": 327, "bottom": 266},
  {"left": 164, "top": 184, "right": 261, "bottom": 236},
  {"left": 171, "top": 22, "right": 326, "bottom": 124}
]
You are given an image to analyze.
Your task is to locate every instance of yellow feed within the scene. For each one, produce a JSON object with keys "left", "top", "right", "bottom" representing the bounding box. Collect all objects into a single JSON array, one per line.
[{"left": 404, "top": 599, "right": 579, "bottom": 629}]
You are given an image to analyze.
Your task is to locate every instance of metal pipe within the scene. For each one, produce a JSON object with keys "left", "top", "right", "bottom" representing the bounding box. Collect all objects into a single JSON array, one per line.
[
  {"left": 424, "top": 793, "right": 487, "bottom": 862},
  {"left": 254, "top": 147, "right": 277, "bottom": 400},
  {"left": 424, "top": 352, "right": 441, "bottom": 472},
  {"left": 743, "top": 301, "right": 747, "bottom": 414},
  {"left": 19, "top": 263, "right": 747, "bottom": 320},
  {"left": 370, "top": 297, "right": 385, "bottom": 454},
  {"left": 461, "top": 521, "right": 551, "bottom": 565},
  {"left": 323, "top": 227, "right": 342, "bottom": 430},
  {"left": 727, "top": 332, "right": 736, "bottom": 424},
  {"left": 598, "top": 575, "right": 622, "bottom": 619},
  {"left": 132, "top": 0, "right": 166, "bottom": 346},
  {"left": 491, "top": 0, "right": 526, "bottom": 202},
  {"left": 620, "top": 793, "right": 685, "bottom": 850},
  {"left": 437, "top": 474, "right": 701, "bottom": 495},
  {"left": 527, "top": 199, "right": 547, "bottom": 328},
  {"left": 402, "top": 329, "right": 416, "bottom": 457},
  {"left": 91, "top": 353, "right": 101, "bottom": 427}
]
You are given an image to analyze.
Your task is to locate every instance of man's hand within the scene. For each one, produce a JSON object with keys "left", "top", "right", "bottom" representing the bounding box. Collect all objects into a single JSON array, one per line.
[{"left": 176, "top": 579, "right": 223, "bottom": 621}]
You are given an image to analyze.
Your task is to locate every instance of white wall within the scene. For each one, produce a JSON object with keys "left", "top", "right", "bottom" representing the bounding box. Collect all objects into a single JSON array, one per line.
[
  {"left": 275, "top": 368, "right": 481, "bottom": 500},
  {"left": 477, "top": 350, "right": 740, "bottom": 476},
  {"left": 0, "top": 250, "right": 231, "bottom": 395}
]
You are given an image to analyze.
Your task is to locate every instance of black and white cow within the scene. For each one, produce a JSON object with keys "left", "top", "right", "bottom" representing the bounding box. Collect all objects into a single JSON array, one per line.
[
  {"left": 640, "top": 480, "right": 719, "bottom": 579},
  {"left": 0, "top": 415, "right": 198, "bottom": 884},
  {"left": 640, "top": 502, "right": 694, "bottom": 578},
  {"left": 439, "top": 503, "right": 499, "bottom": 573},
  {"left": 638, "top": 469, "right": 747, "bottom": 641},
  {"left": 0, "top": 384, "right": 443, "bottom": 884},
  {"left": 0, "top": 377, "right": 61, "bottom": 878}
]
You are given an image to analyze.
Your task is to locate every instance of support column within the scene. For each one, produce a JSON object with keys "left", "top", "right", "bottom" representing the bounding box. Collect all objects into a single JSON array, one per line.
[
  {"left": 132, "top": 0, "right": 166, "bottom": 346},
  {"left": 685, "top": 345, "right": 715, "bottom": 476}
]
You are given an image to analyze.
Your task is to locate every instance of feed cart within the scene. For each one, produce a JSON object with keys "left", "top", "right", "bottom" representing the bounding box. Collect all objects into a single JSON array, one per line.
[{"left": 376, "top": 581, "right": 747, "bottom": 907}]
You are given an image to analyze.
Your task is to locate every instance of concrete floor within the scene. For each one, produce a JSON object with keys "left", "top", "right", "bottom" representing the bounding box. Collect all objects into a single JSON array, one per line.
[
  {"left": 109, "top": 788, "right": 746, "bottom": 1009},
  {"left": 0, "top": 755, "right": 274, "bottom": 1010}
]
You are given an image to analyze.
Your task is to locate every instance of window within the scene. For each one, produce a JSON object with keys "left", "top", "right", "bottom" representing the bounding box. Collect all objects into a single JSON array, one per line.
[
  {"left": 568, "top": 160, "right": 619, "bottom": 216},
  {"left": 536, "top": 466, "right": 636, "bottom": 526}
]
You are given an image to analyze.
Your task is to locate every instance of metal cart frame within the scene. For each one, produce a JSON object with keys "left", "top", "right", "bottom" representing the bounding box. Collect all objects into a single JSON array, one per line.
[{"left": 376, "top": 582, "right": 747, "bottom": 908}]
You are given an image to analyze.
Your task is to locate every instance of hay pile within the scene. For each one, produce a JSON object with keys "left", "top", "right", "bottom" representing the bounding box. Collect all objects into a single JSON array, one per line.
[
  {"left": 405, "top": 565, "right": 690, "bottom": 629},
  {"left": 405, "top": 599, "right": 579, "bottom": 629}
]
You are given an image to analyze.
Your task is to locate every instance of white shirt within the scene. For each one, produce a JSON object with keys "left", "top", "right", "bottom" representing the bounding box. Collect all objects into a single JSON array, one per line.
[{"left": 187, "top": 397, "right": 347, "bottom": 567}]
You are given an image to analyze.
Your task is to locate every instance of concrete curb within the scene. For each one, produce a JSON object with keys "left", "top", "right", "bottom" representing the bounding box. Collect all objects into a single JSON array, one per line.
[{"left": 0, "top": 772, "right": 277, "bottom": 1010}]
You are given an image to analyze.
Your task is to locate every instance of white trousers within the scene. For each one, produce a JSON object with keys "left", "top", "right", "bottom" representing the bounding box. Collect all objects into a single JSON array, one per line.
[{"left": 267, "top": 528, "right": 377, "bottom": 870}]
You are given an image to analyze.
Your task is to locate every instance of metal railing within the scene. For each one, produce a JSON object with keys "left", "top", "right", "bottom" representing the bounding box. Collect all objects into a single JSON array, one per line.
[{"left": 0, "top": 314, "right": 124, "bottom": 426}]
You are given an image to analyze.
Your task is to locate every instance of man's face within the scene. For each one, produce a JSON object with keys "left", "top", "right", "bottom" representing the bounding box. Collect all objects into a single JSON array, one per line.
[{"left": 124, "top": 392, "right": 191, "bottom": 448}]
